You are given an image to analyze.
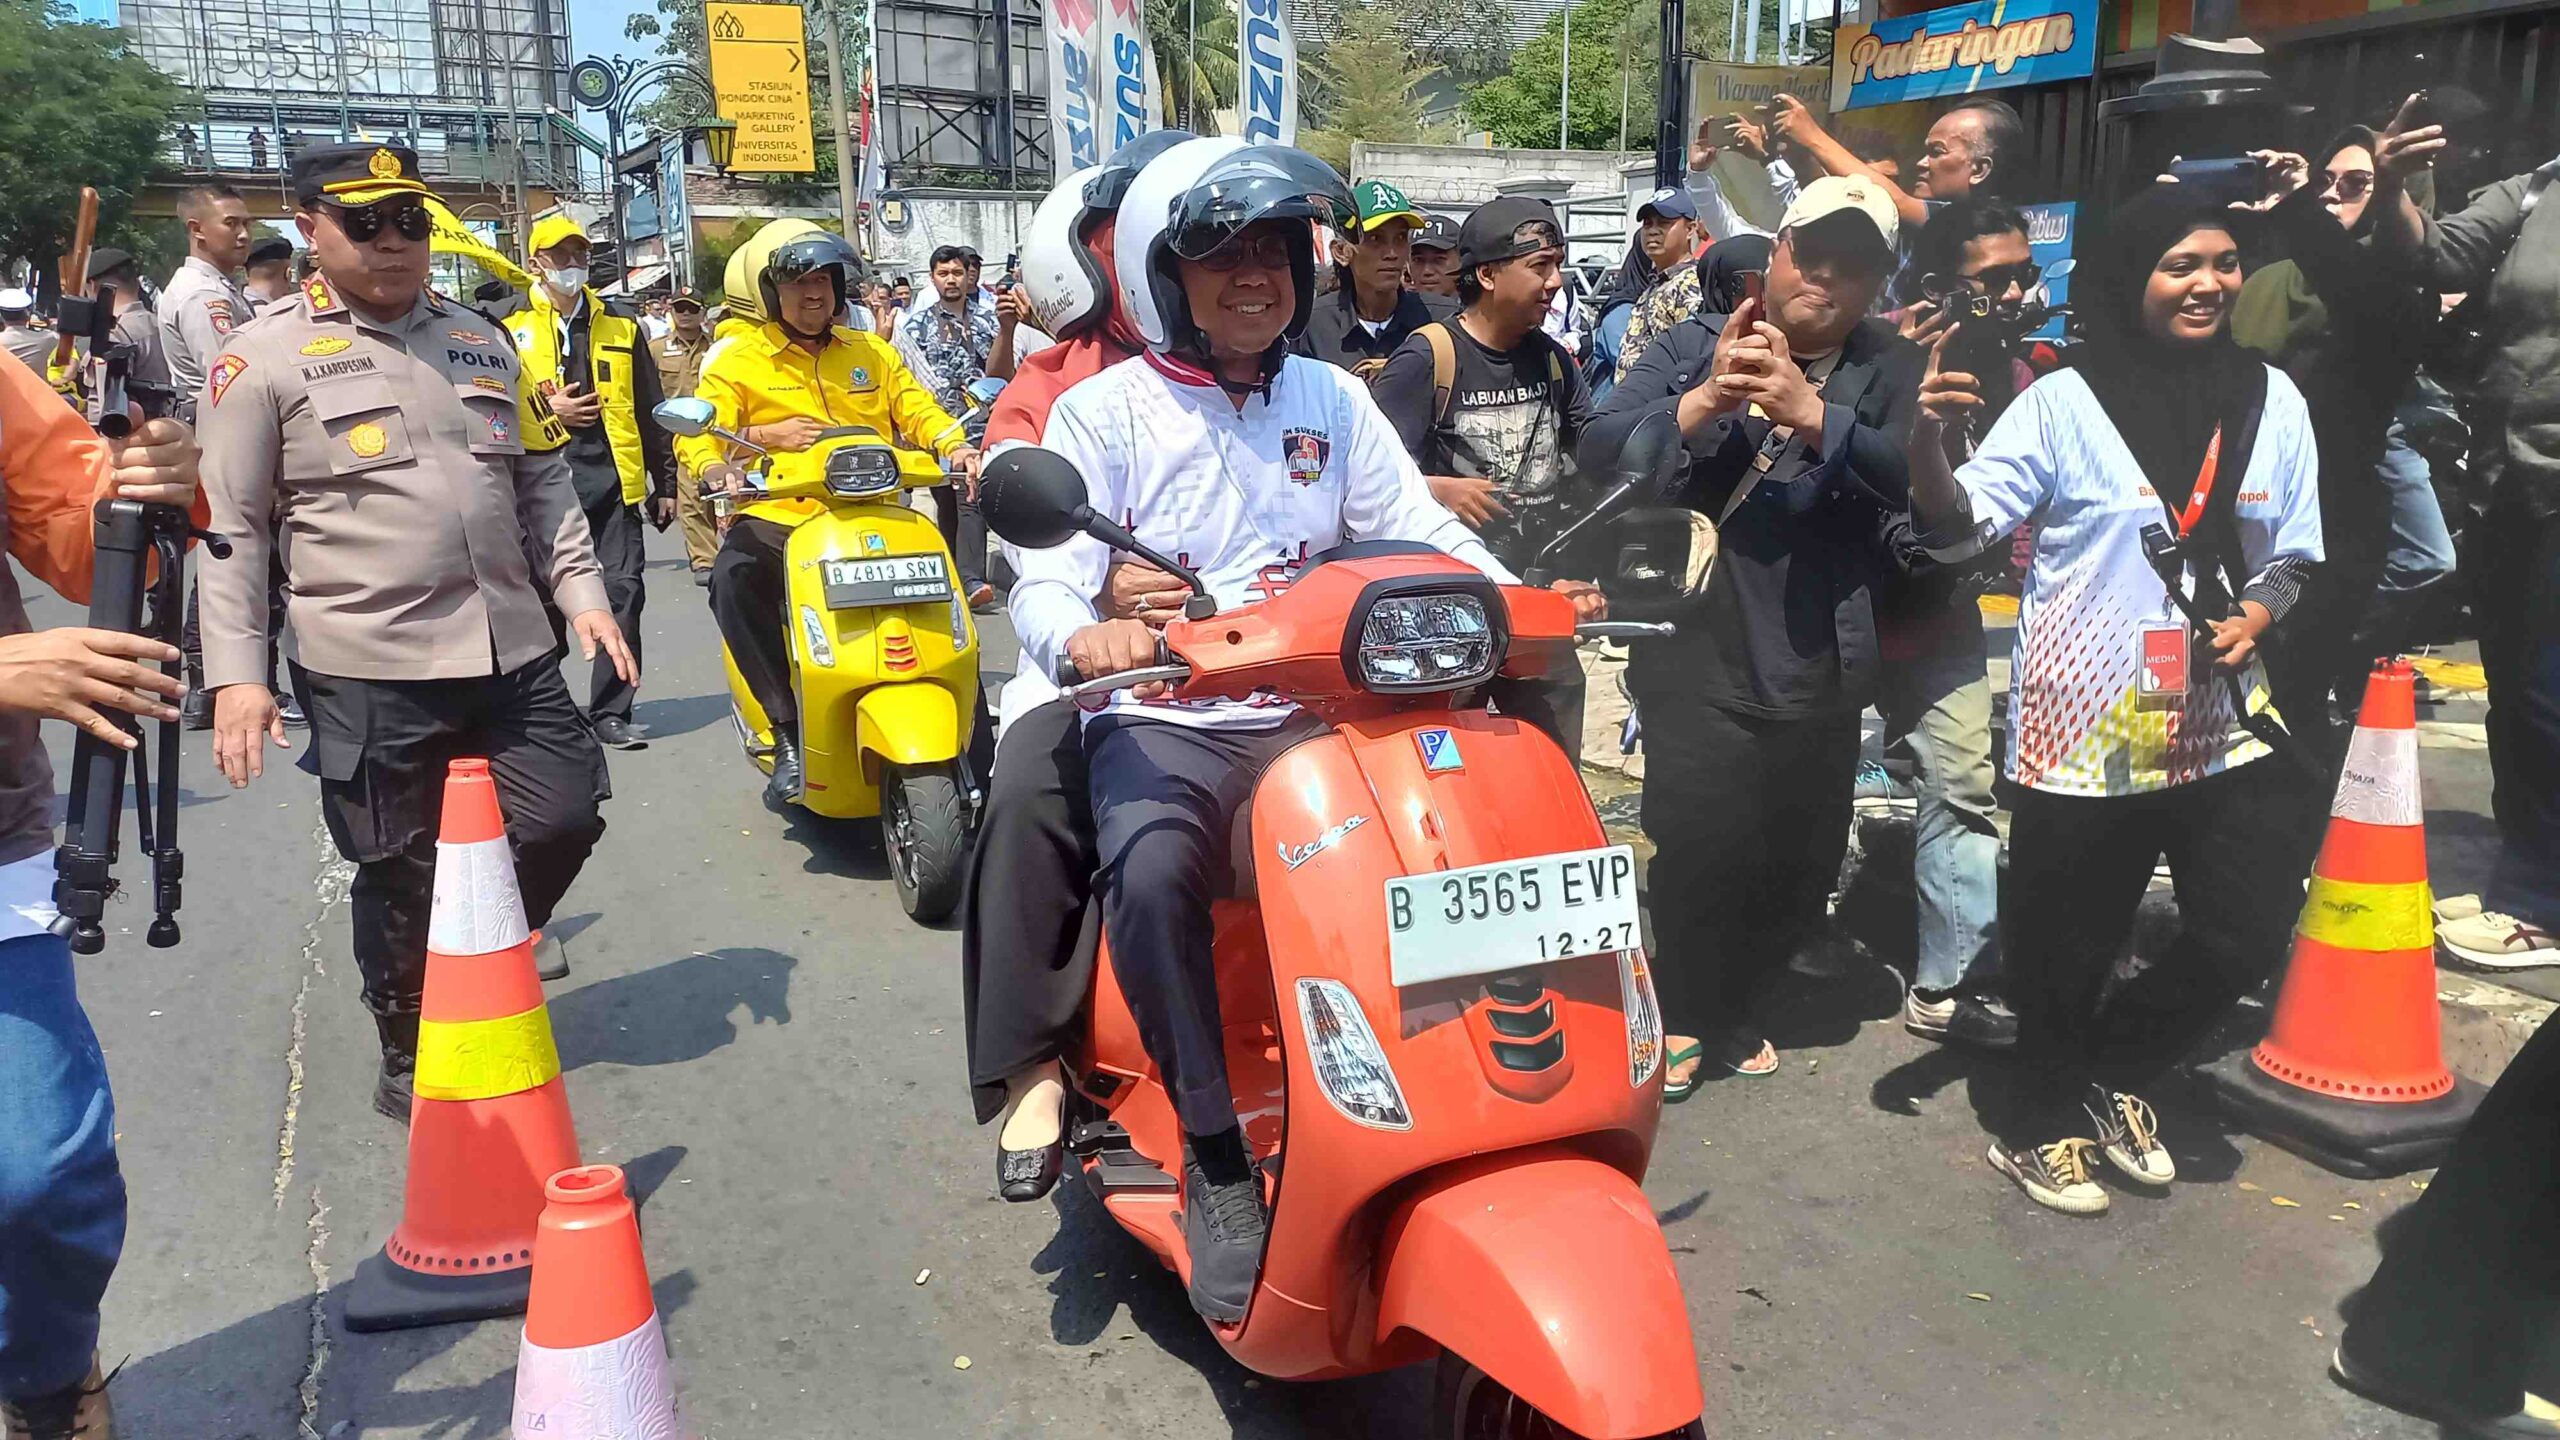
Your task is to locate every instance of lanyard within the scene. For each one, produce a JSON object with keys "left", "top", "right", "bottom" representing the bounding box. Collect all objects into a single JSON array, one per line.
[{"left": 2171, "top": 426, "right": 2223, "bottom": 540}]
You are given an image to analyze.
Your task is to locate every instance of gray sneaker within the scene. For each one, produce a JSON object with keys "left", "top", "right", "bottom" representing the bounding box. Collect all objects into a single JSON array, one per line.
[{"left": 1180, "top": 1148, "right": 1268, "bottom": 1326}]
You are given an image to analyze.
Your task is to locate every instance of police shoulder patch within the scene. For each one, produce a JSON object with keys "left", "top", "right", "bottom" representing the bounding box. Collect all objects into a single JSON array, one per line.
[
  {"left": 207, "top": 355, "right": 248, "bottom": 408},
  {"left": 300, "top": 335, "right": 352, "bottom": 357},
  {"left": 206, "top": 299, "right": 234, "bottom": 335}
]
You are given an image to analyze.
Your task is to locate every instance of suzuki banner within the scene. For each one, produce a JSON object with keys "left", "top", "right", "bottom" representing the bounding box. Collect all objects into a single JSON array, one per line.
[
  {"left": 1237, "top": 0, "right": 1300, "bottom": 144},
  {"left": 1045, "top": 0, "right": 1158, "bottom": 174}
]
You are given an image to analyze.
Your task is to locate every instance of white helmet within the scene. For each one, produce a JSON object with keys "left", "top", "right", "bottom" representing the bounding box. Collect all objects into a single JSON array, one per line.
[
  {"left": 1114, "top": 140, "right": 1354, "bottom": 364},
  {"left": 1019, "top": 165, "right": 1108, "bottom": 339}
]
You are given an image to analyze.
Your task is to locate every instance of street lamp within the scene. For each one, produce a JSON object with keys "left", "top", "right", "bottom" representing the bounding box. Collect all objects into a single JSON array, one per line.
[{"left": 696, "top": 117, "right": 738, "bottom": 172}]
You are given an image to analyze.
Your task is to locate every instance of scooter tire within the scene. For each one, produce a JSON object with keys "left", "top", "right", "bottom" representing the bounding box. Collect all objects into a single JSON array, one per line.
[
  {"left": 884, "top": 765, "right": 968, "bottom": 922},
  {"left": 1427, "top": 1352, "right": 1705, "bottom": 1440}
]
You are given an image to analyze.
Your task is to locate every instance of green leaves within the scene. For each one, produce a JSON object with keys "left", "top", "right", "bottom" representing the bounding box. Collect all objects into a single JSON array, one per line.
[{"left": 0, "top": 0, "right": 187, "bottom": 270}]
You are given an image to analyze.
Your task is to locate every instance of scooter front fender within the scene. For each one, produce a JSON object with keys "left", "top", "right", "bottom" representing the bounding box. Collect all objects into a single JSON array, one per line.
[
  {"left": 854, "top": 681, "right": 962, "bottom": 771},
  {"left": 1376, "top": 1150, "right": 1701, "bottom": 1439}
]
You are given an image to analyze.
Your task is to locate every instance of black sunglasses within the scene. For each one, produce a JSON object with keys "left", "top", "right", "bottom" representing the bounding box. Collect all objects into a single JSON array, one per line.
[{"left": 320, "top": 199, "right": 433, "bottom": 244}]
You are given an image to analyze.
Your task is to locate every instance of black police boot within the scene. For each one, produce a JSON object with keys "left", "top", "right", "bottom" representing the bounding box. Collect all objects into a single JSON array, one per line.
[
  {"left": 765, "top": 728, "right": 803, "bottom": 808},
  {"left": 373, "top": 1012, "right": 419, "bottom": 1126}
]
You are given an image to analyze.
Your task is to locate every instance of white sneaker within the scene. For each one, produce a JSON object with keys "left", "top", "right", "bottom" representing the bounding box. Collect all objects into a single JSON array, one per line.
[
  {"left": 2084, "top": 1086, "right": 2176, "bottom": 1186},
  {"left": 1989, "top": 1138, "right": 2109, "bottom": 1215},
  {"left": 2436, "top": 892, "right": 2486, "bottom": 925},
  {"left": 2439, "top": 911, "right": 2560, "bottom": 971}
]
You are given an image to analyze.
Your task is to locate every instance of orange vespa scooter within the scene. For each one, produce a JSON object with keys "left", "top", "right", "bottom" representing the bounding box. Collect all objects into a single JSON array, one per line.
[{"left": 978, "top": 415, "right": 1706, "bottom": 1440}]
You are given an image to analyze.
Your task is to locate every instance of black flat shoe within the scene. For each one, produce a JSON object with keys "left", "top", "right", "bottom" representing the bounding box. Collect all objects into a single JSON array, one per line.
[{"left": 998, "top": 1140, "right": 1063, "bottom": 1202}]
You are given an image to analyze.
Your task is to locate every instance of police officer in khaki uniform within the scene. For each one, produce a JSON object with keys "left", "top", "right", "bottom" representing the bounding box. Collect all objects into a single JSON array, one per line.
[
  {"left": 197, "top": 143, "right": 637, "bottom": 1123},
  {"left": 648, "top": 286, "right": 718, "bottom": 580}
]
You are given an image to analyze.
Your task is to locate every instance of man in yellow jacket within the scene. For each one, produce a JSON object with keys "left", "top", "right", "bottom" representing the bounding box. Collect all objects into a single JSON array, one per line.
[
  {"left": 510, "top": 212, "right": 677, "bottom": 749},
  {"left": 679, "top": 227, "right": 979, "bottom": 805}
]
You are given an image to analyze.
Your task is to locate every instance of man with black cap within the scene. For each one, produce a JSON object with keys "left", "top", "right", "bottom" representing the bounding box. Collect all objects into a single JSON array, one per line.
[
  {"left": 1295, "top": 179, "right": 1453, "bottom": 376},
  {"left": 648, "top": 286, "right": 720, "bottom": 580},
  {"left": 1407, "top": 213, "right": 1461, "bottom": 298},
  {"left": 242, "top": 235, "right": 297, "bottom": 314},
  {"left": 1583, "top": 174, "right": 1923, "bottom": 1093},
  {"left": 196, "top": 143, "right": 633, "bottom": 1122}
]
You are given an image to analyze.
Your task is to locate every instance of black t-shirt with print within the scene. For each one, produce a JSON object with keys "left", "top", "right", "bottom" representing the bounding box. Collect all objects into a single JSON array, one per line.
[{"left": 1370, "top": 318, "right": 1595, "bottom": 567}]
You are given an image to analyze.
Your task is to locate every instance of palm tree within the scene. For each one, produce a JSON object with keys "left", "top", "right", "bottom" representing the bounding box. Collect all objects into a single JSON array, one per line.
[{"left": 1145, "top": 0, "right": 1238, "bottom": 132}]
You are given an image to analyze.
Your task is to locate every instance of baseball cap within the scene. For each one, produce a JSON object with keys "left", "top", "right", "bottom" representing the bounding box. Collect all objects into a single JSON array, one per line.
[
  {"left": 245, "top": 235, "right": 295, "bottom": 267},
  {"left": 669, "top": 285, "right": 704, "bottom": 310},
  {"left": 529, "top": 212, "right": 590, "bottom": 254},
  {"left": 1350, "top": 179, "right": 1426, "bottom": 233},
  {"left": 0, "top": 287, "right": 31, "bottom": 313},
  {"left": 1413, "top": 213, "right": 1460, "bottom": 252},
  {"left": 1456, "top": 196, "right": 1563, "bottom": 271},
  {"left": 1778, "top": 174, "right": 1900, "bottom": 257},
  {"left": 291, "top": 142, "right": 438, "bottom": 207},
  {"left": 1636, "top": 186, "right": 1699, "bottom": 223}
]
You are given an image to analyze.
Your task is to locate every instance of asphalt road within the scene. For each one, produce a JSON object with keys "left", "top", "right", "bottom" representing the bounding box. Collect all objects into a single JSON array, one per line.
[{"left": 37, "top": 526, "right": 2492, "bottom": 1439}]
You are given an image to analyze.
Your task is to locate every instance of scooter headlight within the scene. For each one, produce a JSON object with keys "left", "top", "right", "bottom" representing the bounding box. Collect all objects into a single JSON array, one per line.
[
  {"left": 824, "top": 445, "right": 902, "bottom": 497},
  {"left": 1295, "top": 978, "right": 1411, "bottom": 1131},
  {"left": 1352, "top": 588, "right": 1499, "bottom": 694},
  {"left": 1620, "top": 948, "right": 1663, "bottom": 1088}
]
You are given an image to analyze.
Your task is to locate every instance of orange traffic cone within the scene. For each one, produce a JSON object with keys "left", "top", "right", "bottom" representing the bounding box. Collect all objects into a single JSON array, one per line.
[
  {"left": 512, "top": 1166, "right": 691, "bottom": 1439},
  {"left": 344, "top": 759, "right": 583, "bottom": 1331},
  {"left": 2204, "top": 660, "right": 2483, "bottom": 1177}
]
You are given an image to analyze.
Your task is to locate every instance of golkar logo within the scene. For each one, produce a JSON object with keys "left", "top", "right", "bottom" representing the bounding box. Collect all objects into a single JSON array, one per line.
[{"left": 1281, "top": 427, "right": 1329, "bottom": 486}]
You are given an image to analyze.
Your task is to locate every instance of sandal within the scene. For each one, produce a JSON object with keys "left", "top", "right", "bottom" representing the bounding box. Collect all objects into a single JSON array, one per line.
[
  {"left": 1718, "top": 1034, "right": 1778, "bottom": 1077},
  {"left": 1660, "top": 1041, "right": 1706, "bottom": 1103}
]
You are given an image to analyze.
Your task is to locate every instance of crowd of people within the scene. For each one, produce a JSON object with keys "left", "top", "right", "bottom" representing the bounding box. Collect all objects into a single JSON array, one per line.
[{"left": 0, "top": 77, "right": 2554, "bottom": 1437}]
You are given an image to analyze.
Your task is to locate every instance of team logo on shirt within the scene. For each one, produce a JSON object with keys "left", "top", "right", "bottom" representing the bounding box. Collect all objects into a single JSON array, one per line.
[
  {"left": 850, "top": 366, "right": 872, "bottom": 388},
  {"left": 207, "top": 355, "right": 247, "bottom": 408},
  {"left": 1281, "top": 427, "right": 1330, "bottom": 486},
  {"left": 487, "top": 413, "right": 512, "bottom": 445},
  {"left": 347, "top": 421, "right": 389, "bottom": 459},
  {"left": 300, "top": 336, "right": 352, "bottom": 357}
]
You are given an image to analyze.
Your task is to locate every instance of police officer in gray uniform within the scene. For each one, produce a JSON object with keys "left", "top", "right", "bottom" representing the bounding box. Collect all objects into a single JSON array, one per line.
[{"left": 197, "top": 144, "right": 638, "bottom": 1122}]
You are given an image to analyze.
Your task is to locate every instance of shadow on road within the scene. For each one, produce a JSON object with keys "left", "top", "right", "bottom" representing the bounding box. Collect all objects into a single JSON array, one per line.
[
  {"left": 1029, "top": 1182, "right": 1431, "bottom": 1437},
  {"left": 631, "top": 691, "right": 736, "bottom": 741},
  {"left": 550, "top": 947, "right": 796, "bottom": 1070},
  {"left": 106, "top": 1270, "right": 697, "bottom": 1440}
]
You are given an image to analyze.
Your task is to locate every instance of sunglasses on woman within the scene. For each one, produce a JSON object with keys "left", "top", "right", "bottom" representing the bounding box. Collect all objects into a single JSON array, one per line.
[
  {"left": 320, "top": 199, "right": 434, "bottom": 244},
  {"left": 2321, "top": 169, "right": 2375, "bottom": 201}
]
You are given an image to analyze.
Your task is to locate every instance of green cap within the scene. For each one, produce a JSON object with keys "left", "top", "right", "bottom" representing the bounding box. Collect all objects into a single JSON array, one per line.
[{"left": 1350, "top": 179, "right": 1425, "bottom": 233}]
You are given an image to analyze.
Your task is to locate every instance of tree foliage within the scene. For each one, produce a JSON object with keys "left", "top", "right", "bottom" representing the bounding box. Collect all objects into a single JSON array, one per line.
[
  {"left": 1299, "top": 0, "right": 1448, "bottom": 173},
  {"left": 0, "top": 0, "right": 187, "bottom": 278},
  {"left": 1148, "top": 0, "right": 1237, "bottom": 132},
  {"left": 1462, "top": 0, "right": 1794, "bottom": 151}
]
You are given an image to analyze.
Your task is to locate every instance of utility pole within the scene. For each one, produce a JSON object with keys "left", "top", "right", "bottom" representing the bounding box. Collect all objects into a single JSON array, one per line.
[
  {"left": 1653, "top": 0, "right": 1685, "bottom": 187},
  {"left": 1559, "top": 3, "right": 1572, "bottom": 149},
  {"left": 822, "top": 0, "right": 859, "bottom": 229},
  {"left": 1617, "top": 21, "right": 1632, "bottom": 154}
]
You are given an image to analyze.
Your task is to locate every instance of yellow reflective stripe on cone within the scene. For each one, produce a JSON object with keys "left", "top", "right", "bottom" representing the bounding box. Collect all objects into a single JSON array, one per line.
[
  {"left": 2297, "top": 876, "right": 2436, "bottom": 953},
  {"left": 414, "top": 1005, "right": 563, "bottom": 1102}
]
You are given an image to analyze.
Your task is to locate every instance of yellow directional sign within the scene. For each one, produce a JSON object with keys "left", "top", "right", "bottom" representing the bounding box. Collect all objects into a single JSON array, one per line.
[{"left": 708, "top": 2, "right": 816, "bottom": 173}]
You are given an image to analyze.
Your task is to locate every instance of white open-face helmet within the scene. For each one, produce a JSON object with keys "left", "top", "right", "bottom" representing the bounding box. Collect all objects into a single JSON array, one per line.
[
  {"left": 1020, "top": 165, "right": 1108, "bottom": 339},
  {"left": 1114, "top": 140, "right": 1354, "bottom": 362}
]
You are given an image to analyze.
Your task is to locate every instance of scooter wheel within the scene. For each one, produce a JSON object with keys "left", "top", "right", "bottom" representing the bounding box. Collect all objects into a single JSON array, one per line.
[
  {"left": 1428, "top": 1352, "right": 1705, "bottom": 1440},
  {"left": 882, "top": 764, "right": 968, "bottom": 922}
]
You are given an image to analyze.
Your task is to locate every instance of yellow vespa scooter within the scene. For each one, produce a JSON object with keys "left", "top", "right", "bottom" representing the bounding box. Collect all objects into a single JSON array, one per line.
[{"left": 654, "top": 395, "right": 981, "bottom": 921}]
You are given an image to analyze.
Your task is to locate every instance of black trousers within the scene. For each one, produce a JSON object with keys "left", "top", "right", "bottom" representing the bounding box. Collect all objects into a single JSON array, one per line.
[
  {"left": 291, "top": 660, "right": 609, "bottom": 1040},
  {"left": 931, "top": 485, "right": 989, "bottom": 592},
  {"left": 2476, "top": 504, "right": 2560, "bottom": 928},
  {"left": 1088, "top": 713, "right": 1314, "bottom": 1138},
  {"left": 181, "top": 551, "right": 288, "bottom": 690},
  {"left": 581, "top": 495, "right": 647, "bottom": 722},
  {"left": 2001, "top": 759, "right": 2320, "bottom": 1140},
  {"left": 2343, "top": 1012, "right": 2560, "bottom": 1416},
  {"left": 709, "top": 515, "right": 795, "bottom": 731},
  {"left": 962, "top": 699, "right": 1095, "bottom": 1124},
  {"left": 1638, "top": 701, "right": 1861, "bottom": 1044}
]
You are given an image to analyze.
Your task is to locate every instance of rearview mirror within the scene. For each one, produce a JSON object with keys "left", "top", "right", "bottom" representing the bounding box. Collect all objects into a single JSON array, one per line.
[
  {"left": 965, "top": 375, "right": 1008, "bottom": 407},
  {"left": 653, "top": 397, "right": 716, "bottom": 437},
  {"left": 1614, "top": 409, "right": 1683, "bottom": 497},
  {"left": 978, "top": 447, "right": 1092, "bottom": 550}
]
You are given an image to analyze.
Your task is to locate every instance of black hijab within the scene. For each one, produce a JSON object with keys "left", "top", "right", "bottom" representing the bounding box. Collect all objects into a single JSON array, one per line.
[
  {"left": 2067, "top": 186, "right": 2267, "bottom": 514},
  {"left": 1698, "top": 234, "right": 1776, "bottom": 315},
  {"left": 1596, "top": 239, "right": 1659, "bottom": 317}
]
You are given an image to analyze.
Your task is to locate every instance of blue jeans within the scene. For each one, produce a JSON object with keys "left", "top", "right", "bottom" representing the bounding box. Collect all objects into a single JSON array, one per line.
[
  {"left": 0, "top": 930, "right": 125, "bottom": 1401},
  {"left": 2479, "top": 507, "right": 2560, "bottom": 931},
  {"left": 2377, "top": 417, "right": 2459, "bottom": 594},
  {"left": 1881, "top": 619, "right": 2003, "bottom": 995}
]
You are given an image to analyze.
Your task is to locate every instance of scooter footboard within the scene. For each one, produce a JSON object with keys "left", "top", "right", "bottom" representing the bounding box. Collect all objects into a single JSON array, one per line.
[{"left": 1376, "top": 1149, "right": 1702, "bottom": 1439}]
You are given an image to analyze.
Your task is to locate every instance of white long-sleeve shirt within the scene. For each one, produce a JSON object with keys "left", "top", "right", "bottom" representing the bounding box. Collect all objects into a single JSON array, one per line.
[{"left": 1009, "top": 350, "right": 1513, "bottom": 731}]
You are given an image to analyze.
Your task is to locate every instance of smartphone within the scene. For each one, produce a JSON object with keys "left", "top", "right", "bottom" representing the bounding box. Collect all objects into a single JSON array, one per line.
[
  {"left": 1741, "top": 270, "right": 1766, "bottom": 307},
  {"left": 2165, "top": 156, "right": 2260, "bottom": 209}
]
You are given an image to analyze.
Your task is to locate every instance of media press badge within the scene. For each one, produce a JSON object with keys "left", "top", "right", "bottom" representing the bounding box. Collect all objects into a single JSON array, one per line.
[{"left": 2137, "top": 612, "right": 2191, "bottom": 706}]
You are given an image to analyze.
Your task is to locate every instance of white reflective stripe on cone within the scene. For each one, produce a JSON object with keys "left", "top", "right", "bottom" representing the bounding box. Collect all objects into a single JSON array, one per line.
[
  {"left": 430, "top": 836, "right": 532, "bottom": 956},
  {"left": 2332, "top": 724, "right": 2422, "bottom": 828},
  {"left": 514, "top": 1311, "right": 691, "bottom": 1440}
]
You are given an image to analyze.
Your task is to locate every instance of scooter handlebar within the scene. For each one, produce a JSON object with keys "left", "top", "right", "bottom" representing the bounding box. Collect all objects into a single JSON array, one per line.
[
  {"left": 1576, "top": 622, "right": 1676, "bottom": 641},
  {"left": 1060, "top": 663, "right": 1193, "bottom": 704}
]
